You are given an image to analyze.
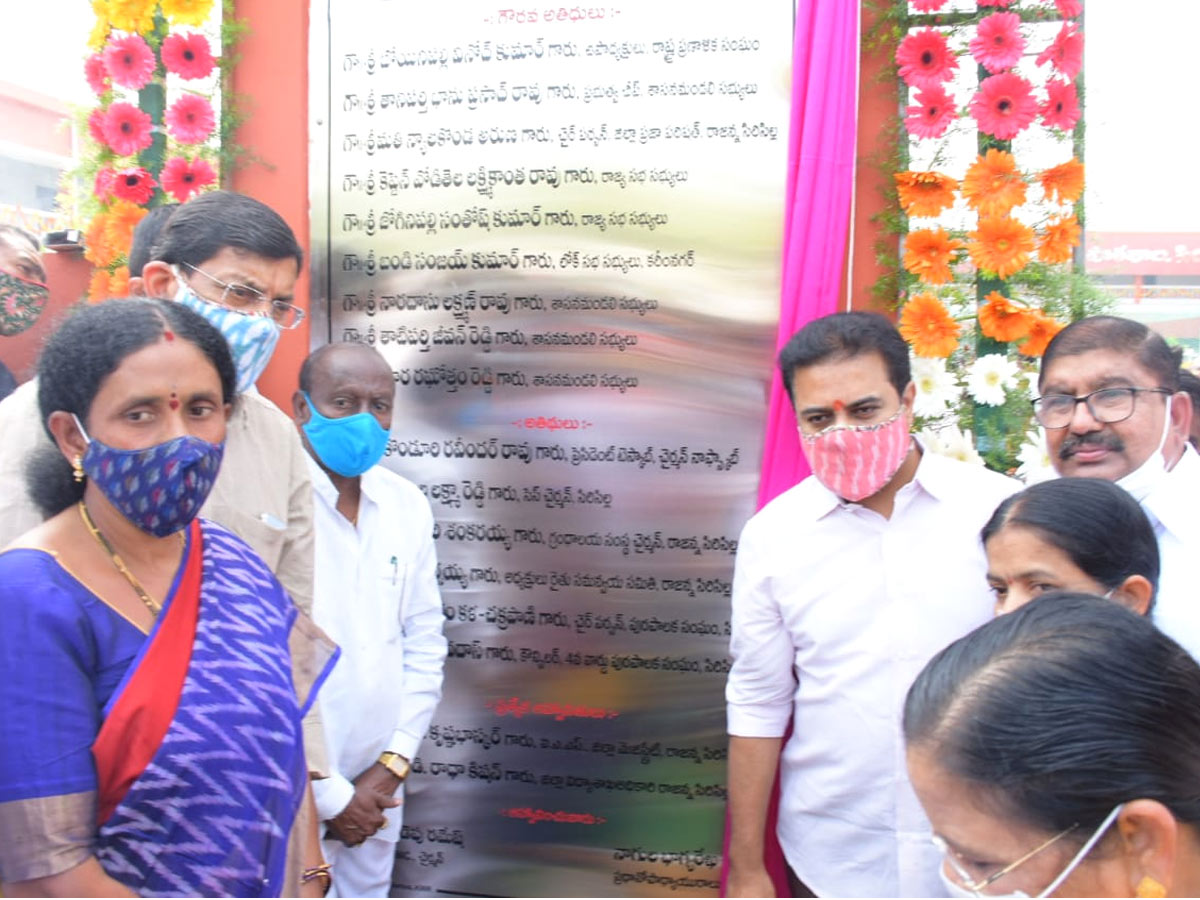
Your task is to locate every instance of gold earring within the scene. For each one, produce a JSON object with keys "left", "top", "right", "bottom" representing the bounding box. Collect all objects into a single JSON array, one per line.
[
  {"left": 1136, "top": 876, "right": 1166, "bottom": 898},
  {"left": 72, "top": 455, "right": 84, "bottom": 483}
]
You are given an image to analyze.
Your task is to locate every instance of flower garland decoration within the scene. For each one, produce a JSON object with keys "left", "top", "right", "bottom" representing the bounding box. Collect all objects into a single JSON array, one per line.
[
  {"left": 880, "top": 0, "right": 1100, "bottom": 477},
  {"left": 78, "top": 0, "right": 225, "bottom": 302}
]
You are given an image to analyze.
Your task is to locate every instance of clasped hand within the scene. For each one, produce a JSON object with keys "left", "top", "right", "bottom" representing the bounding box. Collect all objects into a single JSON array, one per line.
[{"left": 325, "top": 763, "right": 402, "bottom": 847}]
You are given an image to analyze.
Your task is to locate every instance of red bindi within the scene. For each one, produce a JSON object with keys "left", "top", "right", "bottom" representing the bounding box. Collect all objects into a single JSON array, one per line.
[
  {"left": 833, "top": 400, "right": 845, "bottom": 412},
  {"left": 163, "top": 330, "right": 175, "bottom": 342},
  {"left": 169, "top": 391, "right": 179, "bottom": 411}
]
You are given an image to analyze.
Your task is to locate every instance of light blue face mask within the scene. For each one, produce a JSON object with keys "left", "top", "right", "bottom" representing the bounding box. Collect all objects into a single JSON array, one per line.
[
  {"left": 172, "top": 271, "right": 280, "bottom": 394},
  {"left": 300, "top": 392, "right": 390, "bottom": 477}
]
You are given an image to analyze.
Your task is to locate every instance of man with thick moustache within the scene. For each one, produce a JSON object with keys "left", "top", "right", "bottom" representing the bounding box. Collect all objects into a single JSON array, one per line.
[
  {"left": 725, "top": 312, "right": 1017, "bottom": 898},
  {"left": 0, "top": 191, "right": 331, "bottom": 777},
  {"left": 293, "top": 342, "right": 446, "bottom": 898},
  {"left": 1036, "top": 315, "right": 1200, "bottom": 657}
]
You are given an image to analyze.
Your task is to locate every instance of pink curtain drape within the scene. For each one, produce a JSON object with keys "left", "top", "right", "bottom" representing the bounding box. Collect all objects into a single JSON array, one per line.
[
  {"left": 756, "top": 0, "right": 861, "bottom": 510},
  {"left": 722, "top": 2, "right": 860, "bottom": 896}
]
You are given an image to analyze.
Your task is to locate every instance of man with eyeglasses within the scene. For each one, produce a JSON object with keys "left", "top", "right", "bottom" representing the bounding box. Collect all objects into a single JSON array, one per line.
[
  {"left": 0, "top": 191, "right": 331, "bottom": 777},
  {"left": 1035, "top": 315, "right": 1199, "bottom": 658}
]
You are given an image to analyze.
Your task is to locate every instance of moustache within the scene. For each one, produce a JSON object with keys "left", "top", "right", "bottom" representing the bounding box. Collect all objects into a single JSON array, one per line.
[{"left": 1058, "top": 431, "right": 1124, "bottom": 461}]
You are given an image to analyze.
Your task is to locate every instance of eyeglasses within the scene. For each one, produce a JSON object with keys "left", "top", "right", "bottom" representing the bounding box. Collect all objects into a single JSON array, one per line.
[
  {"left": 1032, "top": 387, "right": 1172, "bottom": 429},
  {"left": 933, "top": 803, "right": 1125, "bottom": 898},
  {"left": 933, "top": 824, "right": 1078, "bottom": 896},
  {"left": 181, "top": 262, "right": 305, "bottom": 330}
]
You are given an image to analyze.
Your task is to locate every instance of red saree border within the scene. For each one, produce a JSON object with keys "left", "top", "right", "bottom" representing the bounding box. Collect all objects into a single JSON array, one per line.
[{"left": 92, "top": 519, "right": 203, "bottom": 825}]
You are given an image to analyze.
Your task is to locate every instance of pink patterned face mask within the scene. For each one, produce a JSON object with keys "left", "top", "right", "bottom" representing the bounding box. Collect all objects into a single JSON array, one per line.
[{"left": 799, "top": 408, "right": 912, "bottom": 501}]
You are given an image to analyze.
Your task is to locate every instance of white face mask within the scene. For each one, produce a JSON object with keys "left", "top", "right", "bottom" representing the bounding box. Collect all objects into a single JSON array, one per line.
[
  {"left": 936, "top": 803, "right": 1124, "bottom": 898},
  {"left": 1116, "top": 395, "right": 1173, "bottom": 502}
]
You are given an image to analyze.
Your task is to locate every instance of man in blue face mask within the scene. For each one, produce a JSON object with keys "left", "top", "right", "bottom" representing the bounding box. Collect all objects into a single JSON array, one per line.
[{"left": 292, "top": 343, "right": 447, "bottom": 898}]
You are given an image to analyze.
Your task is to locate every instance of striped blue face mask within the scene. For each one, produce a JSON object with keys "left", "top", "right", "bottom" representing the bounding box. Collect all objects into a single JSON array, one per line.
[{"left": 171, "top": 268, "right": 280, "bottom": 394}]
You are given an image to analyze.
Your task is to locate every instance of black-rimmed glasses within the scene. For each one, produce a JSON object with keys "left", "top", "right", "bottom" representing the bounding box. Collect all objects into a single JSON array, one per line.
[{"left": 1032, "top": 387, "right": 1171, "bottom": 429}]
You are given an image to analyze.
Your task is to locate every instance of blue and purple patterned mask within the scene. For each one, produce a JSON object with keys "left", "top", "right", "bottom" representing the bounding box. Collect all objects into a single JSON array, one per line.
[{"left": 75, "top": 416, "right": 224, "bottom": 537}]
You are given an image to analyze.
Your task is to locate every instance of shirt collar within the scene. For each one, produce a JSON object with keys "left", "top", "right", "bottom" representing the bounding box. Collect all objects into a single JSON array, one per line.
[
  {"left": 1144, "top": 443, "right": 1200, "bottom": 536},
  {"left": 304, "top": 452, "right": 385, "bottom": 509},
  {"left": 304, "top": 452, "right": 340, "bottom": 508}
]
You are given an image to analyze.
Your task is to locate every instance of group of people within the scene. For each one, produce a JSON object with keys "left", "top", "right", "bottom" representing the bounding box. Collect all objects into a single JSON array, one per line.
[
  {"left": 1, "top": 186, "right": 1199, "bottom": 899},
  {"left": 726, "top": 311, "right": 1200, "bottom": 897},
  {"left": 0, "top": 192, "right": 446, "bottom": 898}
]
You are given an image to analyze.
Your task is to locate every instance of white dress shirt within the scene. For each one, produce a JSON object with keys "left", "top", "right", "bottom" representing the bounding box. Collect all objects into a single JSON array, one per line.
[
  {"left": 308, "top": 455, "right": 447, "bottom": 841},
  {"left": 727, "top": 448, "right": 1018, "bottom": 898},
  {"left": 1142, "top": 444, "right": 1200, "bottom": 660}
]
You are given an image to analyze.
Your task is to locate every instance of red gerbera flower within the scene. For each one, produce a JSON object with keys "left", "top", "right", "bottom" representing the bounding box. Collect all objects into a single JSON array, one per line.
[
  {"left": 112, "top": 166, "right": 157, "bottom": 205},
  {"left": 1055, "top": 0, "right": 1083, "bottom": 18},
  {"left": 1041, "top": 79, "right": 1081, "bottom": 131},
  {"left": 905, "top": 84, "right": 956, "bottom": 139},
  {"left": 912, "top": 0, "right": 948, "bottom": 10},
  {"left": 101, "top": 102, "right": 153, "bottom": 156},
  {"left": 970, "top": 72, "right": 1038, "bottom": 140},
  {"left": 85, "top": 53, "right": 111, "bottom": 95},
  {"left": 87, "top": 107, "right": 108, "bottom": 145},
  {"left": 165, "top": 94, "right": 215, "bottom": 144},
  {"left": 969, "top": 12, "right": 1026, "bottom": 73},
  {"left": 161, "top": 32, "right": 216, "bottom": 80},
  {"left": 895, "top": 28, "right": 959, "bottom": 90},
  {"left": 1036, "top": 22, "right": 1084, "bottom": 79},
  {"left": 160, "top": 155, "right": 216, "bottom": 202},
  {"left": 103, "top": 33, "right": 156, "bottom": 91},
  {"left": 94, "top": 167, "right": 117, "bottom": 201}
]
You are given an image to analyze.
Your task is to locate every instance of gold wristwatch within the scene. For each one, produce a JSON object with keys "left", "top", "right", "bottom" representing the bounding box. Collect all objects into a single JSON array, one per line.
[{"left": 378, "top": 751, "right": 411, "bottom": 781}]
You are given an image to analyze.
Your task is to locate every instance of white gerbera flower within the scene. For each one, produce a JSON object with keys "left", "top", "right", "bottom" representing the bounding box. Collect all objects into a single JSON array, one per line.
[
  {"left": 917, "top": 424, "right": 985, "bottom": 466},
  {"left": 911, "top": 356, "right": 961, "bottom": 419},
  {"left": 966, "top": 353, "right": 1019, "bottom": 406},
  {"left": 1015, "top": 428, "right": 1057, "bottom": 484}
]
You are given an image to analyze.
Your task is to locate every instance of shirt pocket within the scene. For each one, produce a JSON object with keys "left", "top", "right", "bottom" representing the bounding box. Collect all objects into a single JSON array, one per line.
[
  {"left": 378, "top": 557, "right": 408, "bottom": 641},
  {"left": 212, "top": 506, "right": 287, "bottom": 573}
]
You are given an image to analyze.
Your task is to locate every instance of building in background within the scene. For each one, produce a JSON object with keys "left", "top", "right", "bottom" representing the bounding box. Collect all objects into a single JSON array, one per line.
[{"left": 0, "top": 80, "right": 74, "bottom": 238}]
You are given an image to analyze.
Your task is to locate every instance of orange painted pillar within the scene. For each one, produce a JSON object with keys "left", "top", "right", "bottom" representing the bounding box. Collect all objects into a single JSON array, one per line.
[
  {"left": 845, "top": 4, "right": 898, "bottom": 314},
  {"left": 230, "top": 0, "right": 311, "bottom": 411}
]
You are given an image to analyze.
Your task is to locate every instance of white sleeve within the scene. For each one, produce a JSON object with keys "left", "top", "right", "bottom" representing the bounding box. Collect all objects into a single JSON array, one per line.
[
  {"left": 725, "top": 520, "right": 796, "bottom": 737},
  {"left": 386, "top": 497, "right": 447, "bottom": 760}
]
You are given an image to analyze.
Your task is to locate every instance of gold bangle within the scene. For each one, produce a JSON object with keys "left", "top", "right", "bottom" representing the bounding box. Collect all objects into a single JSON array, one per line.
[{"left": 301, "top": 862, "right": 332, "bottom": 894}]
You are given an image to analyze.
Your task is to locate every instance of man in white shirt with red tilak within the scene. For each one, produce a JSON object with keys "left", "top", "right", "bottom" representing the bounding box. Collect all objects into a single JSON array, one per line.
[
  {"left": 294, "top": 342, "right": 447, "bottom": 898},
  {"left": 725, "top": 312, "right": 1017, "bottom": 898}
]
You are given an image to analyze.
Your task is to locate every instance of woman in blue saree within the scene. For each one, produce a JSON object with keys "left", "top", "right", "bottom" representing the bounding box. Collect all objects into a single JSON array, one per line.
[{"left": 0, "top": 299, "right": 335, "bottom": 897}]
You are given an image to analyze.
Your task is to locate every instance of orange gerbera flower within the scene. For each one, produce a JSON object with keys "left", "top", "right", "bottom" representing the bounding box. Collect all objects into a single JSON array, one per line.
[
  {"left": 968, "top": 216, "right": 1036, "bottom": 279},
  {"left": 895, "top": 170, "right": 960, "bottom": 218},
  {"left": 1039, "top": 158, "right": 1084, "bottom": 204},
  {"left": 978, "top": 290, "right": 1033, "bottom": 342},
  {"left": 108, "top": 265, "right": 131, "bottom": 297},
  {"left": 84, "top": 213, "right": 115, "bottom": 268},
  {"left": 104, "top": 199, "right": 148, "bottom": 258},
  {"left": 1020, "top": 310, "right": 1066, "bottom": 357},
  {"left": 903, "top": 227, "right": 965, "bottom": 285},
  {"left": 899, "top": 291, "right": 962, "bottom": 358},
  {"left": 1038, "top": 214, "right": 1081, "bottom": 264},
  {"left": 87, "top": 267, "right": 112, "bottom": 304},
  {"left": 961, "top": 148, "right": 1027, "bottom": 218}
]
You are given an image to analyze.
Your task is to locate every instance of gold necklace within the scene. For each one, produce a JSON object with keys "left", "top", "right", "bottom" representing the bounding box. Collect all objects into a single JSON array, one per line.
[{"left": 78, "top": 501, "right": 165, "bottom": 617}]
